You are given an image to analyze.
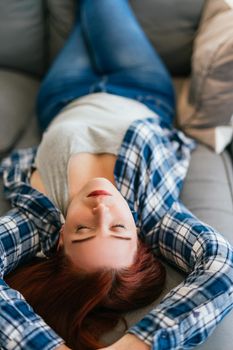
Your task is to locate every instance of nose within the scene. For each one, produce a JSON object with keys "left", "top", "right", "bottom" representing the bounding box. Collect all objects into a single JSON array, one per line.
[
  {"left": 92, "top": 202, "right": 109, "bottom": 215},
  {"left": 92, "top": 202, "right": 110, "bottom": 225}
]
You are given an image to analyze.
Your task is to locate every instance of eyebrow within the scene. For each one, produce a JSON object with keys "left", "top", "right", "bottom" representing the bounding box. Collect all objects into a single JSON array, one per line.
[{"left": 72, "top": 235, "right": 132, "bottom": 243}]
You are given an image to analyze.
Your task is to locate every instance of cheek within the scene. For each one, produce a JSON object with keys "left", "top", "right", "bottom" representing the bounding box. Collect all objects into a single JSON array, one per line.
[
  {"left": 65, "top": 207, "right": 88, "bottom": 231},
  {"left": 66, "top": 198, "right": 84, "bottom": 219},
  {"left": 116, "top": 203, "right": 136, "bottom": 228}
]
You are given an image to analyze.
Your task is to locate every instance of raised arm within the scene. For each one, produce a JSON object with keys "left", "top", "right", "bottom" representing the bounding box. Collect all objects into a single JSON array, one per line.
[
  {"left": 127, "top": 201, "right": 233, "bottom": 349},
  {"left": 0, "top": 208, "right": 65, "bottom": 350}
]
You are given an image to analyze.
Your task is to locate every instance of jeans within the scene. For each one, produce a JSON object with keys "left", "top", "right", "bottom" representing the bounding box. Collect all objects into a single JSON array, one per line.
[{"left": 36, "top": 0, "right": 175, "bottom": 131}]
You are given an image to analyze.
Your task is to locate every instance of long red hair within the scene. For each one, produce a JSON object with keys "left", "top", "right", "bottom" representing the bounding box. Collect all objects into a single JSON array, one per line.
[{"left": 6, "top": 240, "right": 165, "bottom": 350}]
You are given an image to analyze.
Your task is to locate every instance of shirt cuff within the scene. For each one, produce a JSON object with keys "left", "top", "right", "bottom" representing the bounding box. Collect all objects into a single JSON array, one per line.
[
  {"left": 127, "top": 319, "right": 180, "bottom": 350},
  {"left": 5, "top": 322, "right": 64, "bottom": 350}
]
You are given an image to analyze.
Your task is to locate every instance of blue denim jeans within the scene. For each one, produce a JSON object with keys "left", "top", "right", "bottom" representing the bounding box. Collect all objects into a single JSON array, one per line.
[{"left": 36, "top": 0, "right": 175, "bottom": 131}]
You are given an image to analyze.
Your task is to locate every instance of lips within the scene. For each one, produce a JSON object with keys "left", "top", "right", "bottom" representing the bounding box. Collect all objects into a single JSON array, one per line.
[{"left": 87, "top": 190, "right": 112, "bottom": 197}]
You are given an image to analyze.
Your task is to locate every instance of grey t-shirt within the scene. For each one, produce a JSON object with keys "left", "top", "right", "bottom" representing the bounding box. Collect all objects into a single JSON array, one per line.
[{"left": 35, "top": 92, "right": 156, "bottom": 215}]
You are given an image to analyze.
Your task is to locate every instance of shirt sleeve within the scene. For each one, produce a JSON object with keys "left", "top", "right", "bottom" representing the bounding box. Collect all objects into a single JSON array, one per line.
[
  {"left": 127, "top": 201, "right": 233, "bottom": 350},
  {"left": 0, "top": 208, "right": 64, "bottom": 350}
]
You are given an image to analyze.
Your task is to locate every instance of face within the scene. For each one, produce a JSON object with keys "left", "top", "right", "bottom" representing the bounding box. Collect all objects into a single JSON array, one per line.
[{"left": 59, "top": 178, "right": 138, "bottom": 272}]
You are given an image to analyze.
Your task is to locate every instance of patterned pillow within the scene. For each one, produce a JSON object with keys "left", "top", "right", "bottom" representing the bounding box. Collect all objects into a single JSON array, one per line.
[{"left": 177, "top": 0, "right": 233, "bottom": 153}]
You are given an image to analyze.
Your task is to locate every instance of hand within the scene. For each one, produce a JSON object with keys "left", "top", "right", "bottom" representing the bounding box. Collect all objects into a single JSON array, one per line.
[{"left": 97, "top": 333, "right": 151, "bottom": 350}]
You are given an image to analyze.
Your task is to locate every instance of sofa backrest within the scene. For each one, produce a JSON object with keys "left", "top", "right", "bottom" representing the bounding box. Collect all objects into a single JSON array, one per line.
[{"left": 0, "top": 0, "right": 205, "bottom": 77}]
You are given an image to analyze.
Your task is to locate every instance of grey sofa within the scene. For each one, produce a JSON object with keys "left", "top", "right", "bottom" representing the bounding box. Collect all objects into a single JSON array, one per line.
[{"left": 0, "top": 1, "right": 233, "bottom": 349}]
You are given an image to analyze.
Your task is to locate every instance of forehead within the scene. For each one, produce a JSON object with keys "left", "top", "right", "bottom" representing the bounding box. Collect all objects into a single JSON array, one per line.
[{"left": 68, "top": 235, "right": 137, "bottom": 270}]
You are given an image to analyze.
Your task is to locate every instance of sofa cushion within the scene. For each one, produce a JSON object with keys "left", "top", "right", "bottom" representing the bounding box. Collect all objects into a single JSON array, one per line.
[
  {"left": 0, "top": 114, "right": 41, "bottom": 217},
  {"left": 0, "top": 70, "right": 40, "bottom": 157},
  {"left": 0, "top": 0, "right": 45, "bottom": 76},
  {"left": 176, "top": 0, "right": 233, "bottom": 152},
  {"left": 46, "top": 0, "right": 205, "bottom": 76},
  {"left": 0, "top": 177, "right": 11, "bottom": 216},
  {"left": 47, "top": 0, "right": 76, "bottom": 64},
  {"left": 180, "top": 144, "right": 233, "bottom": 239},
  {"left": 130, "top": 0, "right": 205, "bottom": 76},
  {"left": 15, "top": 114, "right": 41, "bottom": 150}
]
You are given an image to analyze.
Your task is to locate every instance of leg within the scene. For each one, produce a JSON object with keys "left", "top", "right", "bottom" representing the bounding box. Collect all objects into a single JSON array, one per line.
[
  {"left": 36, "top": 22, "right": 98, "bottom": 131},
  {"left": 81, "top": 0, "right": 175, "bottom": 124}
]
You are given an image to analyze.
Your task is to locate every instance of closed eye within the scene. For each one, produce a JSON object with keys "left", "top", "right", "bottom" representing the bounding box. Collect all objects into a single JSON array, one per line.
[
  {"left": 76, "top": 224, "right": 126, "bottom": 232},
  {"left": 72, "top": 223, "right": 131, "bottom": 243},
  {"left": 76, "top": 225, "right": 91, "bottom": 233},
  {"left": 111, "top": 224, "right": 126, "bottom": 229},
  {"left": 72, "top": 235, "right": 132, "bottom": 243}
]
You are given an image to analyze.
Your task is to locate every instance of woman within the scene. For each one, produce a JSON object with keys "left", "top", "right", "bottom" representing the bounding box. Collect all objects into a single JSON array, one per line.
[{"left": 1, "top": 0, "right": 233, "bottom": 349}]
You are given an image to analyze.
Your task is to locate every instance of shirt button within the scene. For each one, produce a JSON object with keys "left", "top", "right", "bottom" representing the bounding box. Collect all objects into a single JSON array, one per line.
[{"left": 193, "top": 310, "right": 200, "bottom": 318}]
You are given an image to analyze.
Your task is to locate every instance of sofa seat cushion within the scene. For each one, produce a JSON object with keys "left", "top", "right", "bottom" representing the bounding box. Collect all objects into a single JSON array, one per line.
[
  {"left": 0, "top": 0, "right": 45, "bottom": 76},
  {"left": 0, "top": 112, "right": 41, "bottom": 217},
  {"left": 180, "top": 144, "right": 233, "bottom": 241},
  {"left": 0, "top": 70, "right": 40, "bottom": 157}
]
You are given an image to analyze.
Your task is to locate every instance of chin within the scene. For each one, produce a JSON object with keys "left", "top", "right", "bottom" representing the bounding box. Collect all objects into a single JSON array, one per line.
[{"left": 88, "top": 177, "right": 114, "bottom": 187}]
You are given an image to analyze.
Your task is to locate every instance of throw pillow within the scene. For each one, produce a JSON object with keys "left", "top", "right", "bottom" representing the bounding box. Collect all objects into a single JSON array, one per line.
[{"left": 176, "top": 0, "right": 233, "bottom": 153}]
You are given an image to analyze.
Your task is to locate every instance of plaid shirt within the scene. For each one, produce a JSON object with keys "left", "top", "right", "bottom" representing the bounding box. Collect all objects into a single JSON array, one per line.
[{"left": 0, "top": 117, "right": 233, "bottom": 350}]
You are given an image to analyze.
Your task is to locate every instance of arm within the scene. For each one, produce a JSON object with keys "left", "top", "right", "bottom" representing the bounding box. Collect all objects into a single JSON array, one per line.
[
  {"left": 0, "top": 208, "right": 65, "bottom": 350},
  {"left": 126, "top": 201, "right": 233, "bottom": 349}
]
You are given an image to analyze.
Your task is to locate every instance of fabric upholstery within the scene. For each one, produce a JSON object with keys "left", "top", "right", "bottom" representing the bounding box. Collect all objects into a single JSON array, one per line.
[
  {"left": 0, "top": 0, "right": 45, "bottom": 76},
  {"left": 0, "top": 179, "right": 10, "bottom": 216},
  {"left": 176, "top": 0, "right": 233, "bottom": 151},
  {"left": 0, "top": 113, "right": 41, "bottom": 217},
  {"left": 129, "top": 0, "right": 205, "bottom": 76},
  {"left": 180, "top": 144, "right": 233, "bottom": 239},
  {"left": 0, "top": 70, "right": 40, "bottom": 157},
  {"left": 47, "top": 0, "right": 76, "bottom": 64}
]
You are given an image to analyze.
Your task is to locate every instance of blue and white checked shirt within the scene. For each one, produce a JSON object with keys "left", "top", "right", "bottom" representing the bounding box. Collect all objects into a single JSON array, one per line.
[{"left": 0, "top": 117, "right": 233, "bottom": 350}]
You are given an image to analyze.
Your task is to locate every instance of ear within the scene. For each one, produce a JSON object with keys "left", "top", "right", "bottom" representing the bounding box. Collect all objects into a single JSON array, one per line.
[{"left": 57, "top": 224, "right": 65, "bottom": 251}]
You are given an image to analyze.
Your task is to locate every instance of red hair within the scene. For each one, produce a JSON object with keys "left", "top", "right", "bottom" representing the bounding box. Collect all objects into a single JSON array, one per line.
[{"left": 6, "top": 240, "right": 165, "bottom": 350}]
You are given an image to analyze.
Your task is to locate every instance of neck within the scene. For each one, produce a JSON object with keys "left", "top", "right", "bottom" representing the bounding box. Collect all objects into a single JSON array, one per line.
[{"left": 67, "top": 153, "right": 117, "bottom": 199}]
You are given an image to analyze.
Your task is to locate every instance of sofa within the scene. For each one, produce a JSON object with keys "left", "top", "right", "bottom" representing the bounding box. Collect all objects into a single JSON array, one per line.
[{"left": 0, "top": 0, "right": 233, "bottom": 349}]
